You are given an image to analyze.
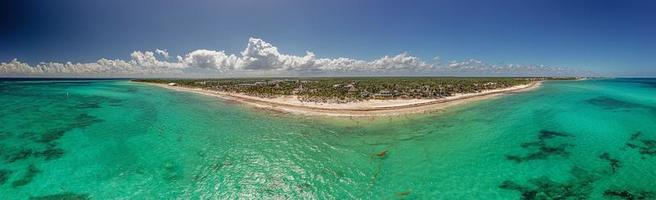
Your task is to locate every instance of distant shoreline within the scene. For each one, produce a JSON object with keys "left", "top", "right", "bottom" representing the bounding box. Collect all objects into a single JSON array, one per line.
[{"left": 142, "top": 81, "right": 542, "bottom": 117}]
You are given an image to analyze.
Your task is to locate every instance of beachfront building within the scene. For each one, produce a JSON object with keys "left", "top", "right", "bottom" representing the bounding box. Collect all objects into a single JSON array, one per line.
[
  {"left": 292, "top": 85, "right": 305, "bottom": 94},
  {"left": 347, "top": 85, "right": 359, "bottom": 94},
  {"left": 360, "top": 90, "right": 371, "bottom": 98},
  {"left": 374, "top": 89, "right": 393, "bottom": 98}
]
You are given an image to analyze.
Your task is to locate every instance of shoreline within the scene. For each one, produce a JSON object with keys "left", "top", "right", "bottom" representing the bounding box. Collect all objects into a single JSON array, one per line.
[{"left": 141, "top": 81, "right": 542, "bottom": 117}]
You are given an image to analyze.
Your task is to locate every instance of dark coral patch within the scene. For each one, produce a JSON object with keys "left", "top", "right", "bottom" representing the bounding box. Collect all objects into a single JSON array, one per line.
[
  {"left": 0, "top": 131, "right": 12, "bottom": 140},
  {"left": 499, "top": 180, "right": 537, "bottom": 200},
  {"left": 0, "top": 169, "right": 13, "bottom": 185},
  {"left": 630, "top": 132, "right": 642, "bottom": 141},
  {"left": 506, "top": 144, "right": 574, "bottom": 162},
  {"left": 58, "top": 81, "right": 93, "bottom": 85},
  {"left": 499, "top": 167, "right": 598, "bottom": 200},
  {"left": 126, "top": 87, "right": 138, "bottom": 93},
  {"left": 37, "top": 147, "right": 65, "bottom": 160},
  {"left": 1, "top": 114, "right": 102, "bottom": 164},
  {"left": 38, "top": 129, "right": 67, "bottom": 143},
  {"left": 604, "top": 189, "right": 656, "bottom": 200},
  {"left": 20, "top": 131, "right": 39, "bottom": 140},
  {"left": 499, "top": 180, "right": 538, "bottom": 199},
  {"left": 538, "top": 130, "right": 572, "bottom": 139},
  {"left": 6, "top": 133, "right": 66, "bottom": 162},
  {"left": 74, "top": 101, "right": 101, "bottom": 109},
  {"left": 70, "top": 113, "right": 104, "bottom": 129},
  {"left": 625, "top": 131, "right": 656, "bottom": 158},
  {"left": 599, "top": 152, "right": 621, "bottom": 174},
  {"left": 107, "top": 98, "right": 123, "bottom": 107},
  {"left": 12, "top": 164, "right": 41, "bottom": 187},
  {"left": 616, "top": 78, "right": 656, "bottom": 89},
  {"left": 4, "top": 148, "right": 34, "bottom": 163},
  {"left": 29, "top": 192, "right": 90, "bottom": 200},
  {"left": 585, "top": 97, "right": 644, "bottom": 110},
  {"left": 506, "top": 130, "right": 574, "bottom": 163}
]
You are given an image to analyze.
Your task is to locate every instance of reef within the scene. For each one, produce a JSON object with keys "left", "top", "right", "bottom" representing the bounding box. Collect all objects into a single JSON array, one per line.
[
  {"left": 620, "top": 78, "right": 656, "bottom": 89},
  {"left": 2, "top": 145, "right": 66, "bottom": 163},
  {"left": 502, "top": 130, "right": 656, "bottom": 199},
  {"left": 599, "top": 152, "right": 621, "bottom": 174},
  {"left": 125, "top": 87, "right": 139, "bottom": 93},
  {"left": 625, "top": 132, "right": 656, "bottom": 158},
  {"left": 37, "top": 128, "right": 67, "bottom": 143},
  {"left": 12, "top": 164, "right": 41, "bottom": 187},
  {"left": 29, "top": 192, "right": 90, "bottom": 200},
  {"left": 0, "top": 131, "right": 11, "bottom": 140},
  {"left": 107, "top": 98, "right": 123, "bottom": 107},
  {"left": 38, "top": 147, "right": 65, "bottom": 160},
  {"left": 72, "top": 95, "right": 123, "bottom": 109},
  {"left": 585, "top": 96, "right": 644, "bottom": 110},
  {"left": 70, "top": 113, "right": 104, "bottom": 129},
  {"left": 0, "top": 169, "right": 13, "bottom": 185},
  {"left": 499, "top": 167, "right": 599, "bottom": 200},
  {"left": 538, "top": 130, "right": 571, "bottom": 139},
  {"left": 4, "top": 148, "right": 34, "bottom": 163},
  {"left": 604, "top": 189, "right": 656, "bottom": 200},
  {"left": 2, "top": 112, "right": 104, "bottom": 164},
  {"left": 19, "top": 131, "right": 38, "bottom": 140},
  {"left": 506, "top": 130, "right": 575, "bottom": 163},
  {"left": 74, "top": 101, "right": 101, "bottom": 109}
]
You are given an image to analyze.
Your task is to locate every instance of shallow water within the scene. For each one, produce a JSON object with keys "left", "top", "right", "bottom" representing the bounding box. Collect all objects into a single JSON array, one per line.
[{"left": 0, "top": 79, "right": 655, "bottom": 199}]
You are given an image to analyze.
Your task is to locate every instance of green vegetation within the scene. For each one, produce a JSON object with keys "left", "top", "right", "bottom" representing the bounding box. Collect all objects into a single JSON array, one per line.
[{"left": 134, "top": 77, "right": 563, "bottom": 103}]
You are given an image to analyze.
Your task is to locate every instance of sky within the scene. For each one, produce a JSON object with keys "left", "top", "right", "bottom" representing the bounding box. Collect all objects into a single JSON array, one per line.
[{"left": 1, "top": 0, "right": 655, "bottom": 77}]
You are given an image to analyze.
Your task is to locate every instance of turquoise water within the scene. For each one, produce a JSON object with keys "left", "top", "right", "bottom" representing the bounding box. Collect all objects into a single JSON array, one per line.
[{"left": 1, "top": 79, "right": 655, "bottom": 199}]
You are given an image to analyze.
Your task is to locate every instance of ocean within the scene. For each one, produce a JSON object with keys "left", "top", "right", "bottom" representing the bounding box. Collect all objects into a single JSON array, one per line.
[{"left": 1, "top": 78, "right": 655, "bottom": 199}]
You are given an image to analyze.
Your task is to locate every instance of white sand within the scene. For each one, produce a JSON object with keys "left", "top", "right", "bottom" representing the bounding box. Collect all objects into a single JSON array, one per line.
[{"left": 144, "top": 81, "right": 542, "bottom": 117}]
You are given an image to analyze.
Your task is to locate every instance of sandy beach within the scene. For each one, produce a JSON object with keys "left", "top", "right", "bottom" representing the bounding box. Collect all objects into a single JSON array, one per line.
[{"left": 143, "top": 81, "right": 542, "bottom": 117}]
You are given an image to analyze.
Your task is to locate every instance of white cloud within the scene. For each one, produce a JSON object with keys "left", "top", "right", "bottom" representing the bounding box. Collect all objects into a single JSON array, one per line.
[
  {"left": 313, "top": 53, "right": 432, "bottom": 73},
  {"left": 178, "top": 49, "right": 241, "bottom": 71},
  {"left": 0, "top": 37, "right": 589, "bottom": 77},
  {"left": 155, "top": 49, "right": 169, "bottom": 59},
  {"left": 0, "top": 56, "right": 183, "bottom": 76},
  {"left": 238, "top": 38, "right": 317, "bottom": 71},
  {"left": 130, "top": 50, "right": 183, "bottom": 68},
  {"left": 0, "top": 59, "right": 32, "bottom": 74}
]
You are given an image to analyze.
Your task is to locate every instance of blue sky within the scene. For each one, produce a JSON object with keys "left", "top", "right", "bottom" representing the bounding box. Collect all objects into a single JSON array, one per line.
[{"left": 1, "top": 0, "right": 655, "bottom": 77}]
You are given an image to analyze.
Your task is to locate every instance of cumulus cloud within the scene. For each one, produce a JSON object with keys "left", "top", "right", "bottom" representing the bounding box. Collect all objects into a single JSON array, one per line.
[
  {"left": 155, "top": 49, "right": 169, "bottom": 59},
  {"left": 1, "top": 53, "right": 184, "bottom": 76},
  {"left": 238, "top": 38, "right": 317, "bottom": 70},
  {"left": 130, "top": 50, "right": 183, "bottom": 68},
  {"left": 178, "top": 49, "right": 241, "bottom": 71},
  {"left": 0, "top": 37, "right": 589, "bottom": 77}
]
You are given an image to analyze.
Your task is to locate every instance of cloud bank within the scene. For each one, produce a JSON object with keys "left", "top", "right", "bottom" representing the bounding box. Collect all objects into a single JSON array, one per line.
[{"left": 1, "top": 38, "right": 589, "bottom": 77}]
